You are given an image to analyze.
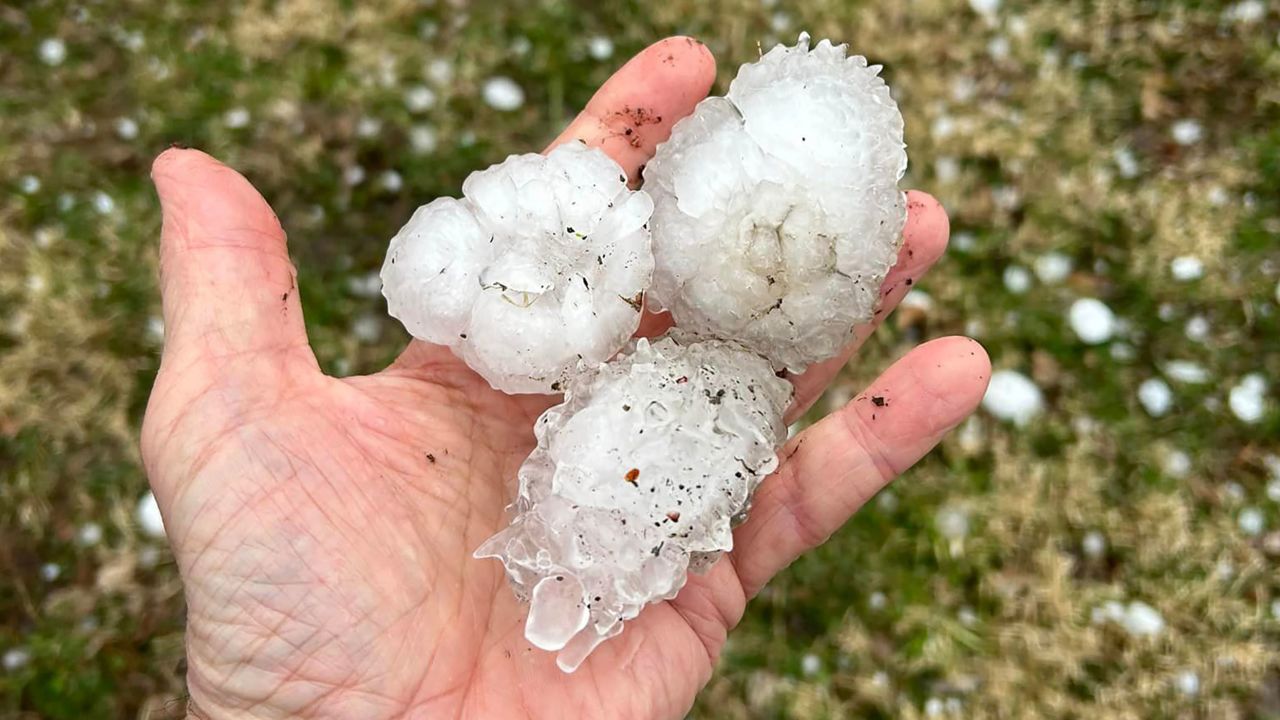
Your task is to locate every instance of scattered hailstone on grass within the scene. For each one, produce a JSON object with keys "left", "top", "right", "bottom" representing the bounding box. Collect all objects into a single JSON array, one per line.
[
  {"left": 1138, "top": 377, "right": 1173, "bottom": 417},
  {"left": 1164, "top": 360, "right": 1209, "bottom": 384},
  {"left": 135, "top": 491, "right": 166, "bottom": 538},
  {"left": 356, "top": 116, "right": 383, "bottom": 138},
  {"left": 1175, "top": 670, "right": 1201, "bottom": 697},
  {"left": 868, "top": 591, "right": 887, "bottom": 610},
  {"left": 1069, "top": 297, "right": 1116, "bottom": 344},
  {"left": 482, "top": 76, "right": 525, "bottom": 111},
  {"left": 404, "top": 84, "right": 437, "bottom": 113},
  {"left": 935, "top": 505, "right": 970, "bottom": 540},
  {"left": 587, "top": 36, "right": 615, "bottom": 60},
  {"left": 1224, "top": 0, "right": 1266, "bottom": 24},
  {"left": 1122, "top": 601, "right": 1165, "bottom": 637},
  {"left": 224, "top": 107, "right": 251, "bottom": 129},
  {"left": 342, "top": 165, "right": 366, "bottom": 186},
  {"left": 1033, "top": 252, "right": 1072, "bottom": 284},
  {"left": 924, "top": 698, "right": 945, "bottom": 718},
  {"left": 1238, "top": 507, "right": 1265, "bottom": 537},
  {"left": 39, "top": 38, "right": 67, "bottom": 66},
  {"left": 381, "top": 142, "right": 654, "bottom": 393},
  {"left": 983, "top": 369, "right": 1044, "bottom": 426},
  {"left": 1163, "top": 449, "right": 1191, "bottom": 478},
  {"left": 426, "top": 58, "right": 454, "bottom": 85},
  {"left": 1185, "top": 315, "right": 1210, "bottom": 342},
  {"left": 1003, "top": 265, "right": 1032, "bottom": 294},
  {"left": 410, "top": 124, "right": 438, "bottom": 154},
  {"left": 801, "top": 653, "right": 822, "bottom": 676},
  {"left": 379, "top": 169, "right": 403, "bottom": 193},
  {"left": 114, "top": 117, "right": 139, "bottom": 140},
  {"left": 18, "top": 175, "right": 40, "bottom": 194},
  {"left": 1171, "top": 119, "right": 1203, "bottom": 146},
  {"left": 1113, "top": 146, "right": 1140, "bottom": 178},
  {"left": 1082, "top": 531, "right": 1107, "bottom": 558},
  {"left": 1228, "top": 373, "right": 1268, "bottom": 424},
  {"left": 2, "top": 648, "right": 31, "bottom": 672},
  {"left": 1170, "top": 255, "right": 1204, "bottom": 281},
  {"left": 644, "top": 34, "right": 907, "bottom": 373},
  {"left": 40, "top": 563, "right": 61, "bottom": 582},
  {"left": 475, "top": 334, "right": 791, "bottom": 671},
  {"left": 78, "top": 522, "right": 103, "bottom": 546}
]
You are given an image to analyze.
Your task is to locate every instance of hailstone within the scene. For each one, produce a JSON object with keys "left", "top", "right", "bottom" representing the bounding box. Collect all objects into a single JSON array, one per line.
[
  {"left": 381, "top": 142, "right": 654, "bottom": 393},
  {"left": 474, "top": 333, "right": 792, "bottom": 671},
  {"left": 644, "top": 33, "right": 908, "bottom": 372}
]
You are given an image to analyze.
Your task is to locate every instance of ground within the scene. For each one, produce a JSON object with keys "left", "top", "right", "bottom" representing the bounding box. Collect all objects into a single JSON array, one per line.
[{"left": 1, "top": 1, "right": 1279, "bottom": 718}]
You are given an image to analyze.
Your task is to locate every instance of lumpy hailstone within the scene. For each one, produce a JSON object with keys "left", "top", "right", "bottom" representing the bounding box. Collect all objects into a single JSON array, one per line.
[
  {"left": 475, "top": 334, "right": 792, "bottom": 671},
  {"left": 381, "top": 142, "right": 654, "bottom": 393},
  {"left": 644, "top": 34, "right": 907, "bottom": 373}
]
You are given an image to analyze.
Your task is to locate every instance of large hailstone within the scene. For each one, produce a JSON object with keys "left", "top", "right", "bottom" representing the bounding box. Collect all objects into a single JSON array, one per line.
[
  {"left": 475, "top": 333, "right": 792, "bottom": 671},
  {"left": 381, "top": 142, "right": 654, "bottom": 393},
  {"left": 644, "top": 33, "right": 908, "bottom": 372}
]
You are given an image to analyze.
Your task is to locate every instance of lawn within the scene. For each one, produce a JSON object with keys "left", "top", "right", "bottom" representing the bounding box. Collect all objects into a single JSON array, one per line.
[{"left": 1, "top": 0, "right": 1278, "bottom": 717}]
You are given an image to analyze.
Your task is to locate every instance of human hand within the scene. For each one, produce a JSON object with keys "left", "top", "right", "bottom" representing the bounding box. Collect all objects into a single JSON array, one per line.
[{"left": 142, "top": 37, "right": 990, "bottom": 719}]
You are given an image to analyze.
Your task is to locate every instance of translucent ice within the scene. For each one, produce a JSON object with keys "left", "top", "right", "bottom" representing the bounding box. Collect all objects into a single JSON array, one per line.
[
  {"left": 644, "top": 34, "right": 908, "bottom": 372},
  {"left": 381, "top": 142, "right": 654, "bottom": 393},
  {"left": 474, "top": 333, "right": 792, "bottom": 671}
]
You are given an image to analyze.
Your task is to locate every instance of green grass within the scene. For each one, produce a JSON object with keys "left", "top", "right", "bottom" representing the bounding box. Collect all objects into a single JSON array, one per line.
[{"left": 2, "top": 1, "right": 1279, "bottom": 717}]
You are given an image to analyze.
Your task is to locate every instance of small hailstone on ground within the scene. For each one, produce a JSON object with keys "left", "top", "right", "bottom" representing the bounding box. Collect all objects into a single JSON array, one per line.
[
  {"left": 410, "top": 124, "right": 438, "bottom": 154},
  {"left": 351, "top": 314, "right": 382, "bottom": 343},
  {"left": 475, "top": 334, "right": 791, "bottom": 671},
  {"left": 114, "top": 117, "right": 139, "bottom": 140},
  {"left": 935, "top": 505, "right": 970, "bottom": 540},
  {"left": 426, "top": 58, "right": 454, "bottom": 84},
  {"left": 1171, "top": 119, "right": 1203, "bottom": 146},
  {"left": 644, "top": 34, "right": 907, "bottom": 373},
  {"left": 2, "top": 647, "right": 31, "bottom": 672},
  {"left": 18, "top": 175, "right": 40, "bottom": 194},
  {"left": 1224, "top": 0, "right": 1266, "bottom": 23},
  {"left": 91, "top": 191, "right": 115, "bottom": 215},
  {"left": 342, "top": 164, "right": 366, "bottom": 186},
  {"left": 136, "top": 491, "right": 166, "bottom": 538},
  {"left": 1185, "top": 315, "right": 1210, "bottom": 342},
  {"left": 1228, "top": 373, "right": 1268, "bottom": 423},
  {"left": 404, "top": 84, "right": 437, "bottom": 113},
  {"left": 952, "top": 231, "right": 976, "bottom": 252},
  {"left": 1175, "top": 670, "right": 1200, "bottom": 696},
  {"left": 1110, "top": 342, "right": 1136, "bottom": 362},
  {"left": 347, "top": 271, "right": 382, "bottom": 298},
  {"left": 1164, "top": 360, "right": 1209, "bottom": 384},
  {"left": 801, "top": 653, "right": 822, "bottom": 676},
  {"left": 1272, "top": 599, "right": 1280, "bottom": 620},
  {"left": 482, "top": 76, "right": 525, "bottom": 111},
  {"left": 868, "top": 591, "right": 887, "bottom": 610},
  {"left": 1138, "top": 377, "right": 1173, "bottom": 417},
  {"left": 145, "top": 315, "right": 165, "bottom": 344},
  {"left": 983, "top": 369, "right": 1044, "bottom": 425},
  {"left": 77, "top": 522, "right": 103, "bottom": 546},
  {"left": 382, "top": 142, "right": 654, "bottom": 394},
  {"left": 356, "top": 116, "right": 382, "bottom": 138},
  {"left": 1224, "top": 481, "right": 1246, "bottom": 503},
  {"left": 934, "top": 156, "right": 960, "bottom": 183},
  {"left": 1113, "top": 146, "right": 1140, "bottom": 178},
  {"left": 924, "top": 697, "right": 945, "bottom": 717},
  {"left": 40, "top": 563, "right": 61, "bottom": 582},
  {"left": 1003, "top": 265, "right": 1032, "bottom": 294},
  {"left": 1122, "top": 601, "right": 1165, "bottom": 636},
  {"left": 958, "top": 606, "right": 978, "bottom": 626},
  {"left": 1170, "top": 255, "right": 1204, "bottom": 281},
  {"left": 587, "top": 36, "right": 614, "bottom": 60},
  {"left": 1033, "top": 252, "right": 1072, "bottom": 284},
  {"left": 1239, "top": 507, "right": 1266, "bottom": 536},
  {"left": 378, "top": 169, "right": 403, "bottom": 193},
  {"left": 1163, "top": 449, "right": 1192, "bottom": 478},
  {"left": 877, "top": 490, "right": 899, "bottom": 512},
  {"left": 39, "top": 38, "right": 67, "bottom": 66},
  {"left": 224, "top": 107, "right": 251, "bottom": 129},
  {"left": 1069, "top": 297, "right": 1116, "bottom": 344},
  {"left": 968, "top": 0, "right": 1001, "bottom": 17},
  {"left": 1082, "top": 530, "right": 1107, "bottom": 558}
]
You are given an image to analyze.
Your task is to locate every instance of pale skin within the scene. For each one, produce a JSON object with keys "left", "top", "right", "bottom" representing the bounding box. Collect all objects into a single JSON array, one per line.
[{"left": 143, "top": 37, "right": 991, "bottom": 719}]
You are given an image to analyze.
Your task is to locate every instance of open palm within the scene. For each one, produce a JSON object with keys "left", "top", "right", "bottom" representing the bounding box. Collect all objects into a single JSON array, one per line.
[{"left": 142, "top": 38, "right": 990, "bottom": 719}]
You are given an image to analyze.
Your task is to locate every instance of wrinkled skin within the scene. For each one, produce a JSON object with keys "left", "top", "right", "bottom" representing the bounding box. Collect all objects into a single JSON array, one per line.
[{"left": 142, "top": 37, "right": 991, "bottom": 719}]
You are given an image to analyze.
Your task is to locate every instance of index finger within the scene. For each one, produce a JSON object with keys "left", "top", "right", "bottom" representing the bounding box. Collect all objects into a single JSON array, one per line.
[{"left": 546, "top": 36, "right": 716, "bottom": 181}]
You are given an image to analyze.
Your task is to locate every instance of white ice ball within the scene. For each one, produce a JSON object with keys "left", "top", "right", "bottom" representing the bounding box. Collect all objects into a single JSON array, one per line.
[
  {"left": 382, "top": 142, "right": 655, "bottom": 393},
  {"left": 644, "top": 34, "right": 907, "bottom": 373},
  {"left": 475, "top": 334, "right": 792, "bottom": 671},
  {"left": 982, "top": 369, "right": 1043, "bottom": 426}
]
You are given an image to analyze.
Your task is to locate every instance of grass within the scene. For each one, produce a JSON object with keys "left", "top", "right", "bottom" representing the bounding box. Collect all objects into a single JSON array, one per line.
[{"left": 1, "top": 0, "right": 1278, "bottom": 717}]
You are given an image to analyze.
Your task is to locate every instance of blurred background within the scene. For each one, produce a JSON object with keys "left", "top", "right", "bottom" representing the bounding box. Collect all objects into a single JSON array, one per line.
[{"left": 1, "top": 0, "right": 1278, "bottom": 717}]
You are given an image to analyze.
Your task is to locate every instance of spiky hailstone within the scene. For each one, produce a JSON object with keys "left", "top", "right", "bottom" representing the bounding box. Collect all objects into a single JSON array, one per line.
[
  {"left": 475, "top": 334, "right": 792, "bottom": 671},
  {"left": 381, "top": 142, "right": 654, "bottom": 393},
  {"left": 644, "top": 33, "right": 908, "bottom": 373}
]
